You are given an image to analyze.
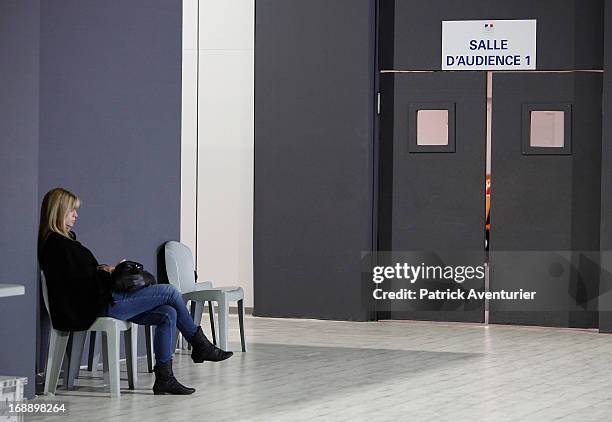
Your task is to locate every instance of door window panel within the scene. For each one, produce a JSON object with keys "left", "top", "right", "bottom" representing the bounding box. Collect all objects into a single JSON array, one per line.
[
  {"left": 521, "top": 104, "right": 572, "bottom": 155},
  {"left": 530, "top": 111, "right": 565, "bottom": 148},
  {"left": 417, "top": 110, "right": 449, "bottom": 146},
  {"left": 408, "top": 102, "right": 456, "bottom": 153}
]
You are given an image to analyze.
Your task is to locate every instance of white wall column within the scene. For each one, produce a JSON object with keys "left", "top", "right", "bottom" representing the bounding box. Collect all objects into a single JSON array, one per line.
[
  {"left": 182, "top": 0, "right": 254, "bottom": 308},
  {"left": 181, "top": 0, "right": 198, "bottom": 257}
]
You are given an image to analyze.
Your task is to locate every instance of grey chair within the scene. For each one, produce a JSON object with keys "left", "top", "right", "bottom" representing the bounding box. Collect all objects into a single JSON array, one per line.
[
  {"left": 41, "top": 272, "right": 138, "bottom": 398},
  {"left": 164, "top": 241, "right": 246, "bottom": 352},
  {"left": 87, "top": 325, "right": 155, "bottom": 373}
]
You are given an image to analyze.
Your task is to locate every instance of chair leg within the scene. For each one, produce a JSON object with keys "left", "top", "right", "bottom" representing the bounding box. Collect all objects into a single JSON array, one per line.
[
  {"left": 124, "top": 325, "right": 137, "bottom": 390},
  {"left": 178, "top": 297, "right": 189, "bottom": 350},
  {"left": 101, "top": 333, "right": 110, "bottom": 387},
  {"left": 191, "top": 300, "right": 204, "bottom": 326},
  {"left": 131, "top": 325, "right": 138, "bottom": 383},
  {"left": 90, "top": 334, "right": 102, "bottom": 373},
  {"left": 44, "top": 329, "right": 69, "bottom": 395},
  {"left": 238, "top": 299, "right": 246, "bottom": 352},
  {"left": 64, "top": 331, "right": 87, "bottom": 390},
  {"left": 173, "top": 327, "right": 180, "bottom": 352},
  {"left": 87, "top": 331, "right": 96, "bottom": 371},
  {"left": 208, "top": 301, "right": 217, "bottom": 345},
  {"left": 62, "top": 333, "right": 73, "bottom": 389},
  {"left": 106, "top": 329, "right": 121, "bottom": 398},
  {"left": 187, "top": 302, "right": 196, "bottom": 350},
  {"left": 145, "top": 325, "right": 154, "bottom": 373},
  {"left": 218, "top": 296, "right": 229, "bottom": 351}
]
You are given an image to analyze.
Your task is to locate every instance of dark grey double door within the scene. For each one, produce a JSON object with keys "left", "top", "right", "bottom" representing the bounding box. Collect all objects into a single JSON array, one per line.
[{"left": 379, "top": 71, "right": 602, "bottom": 327}]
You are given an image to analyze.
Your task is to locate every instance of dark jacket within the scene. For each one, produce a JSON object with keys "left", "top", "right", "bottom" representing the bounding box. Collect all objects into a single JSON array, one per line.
[{"left": 39, "top": 231, "right": 113, "bottom": 331}]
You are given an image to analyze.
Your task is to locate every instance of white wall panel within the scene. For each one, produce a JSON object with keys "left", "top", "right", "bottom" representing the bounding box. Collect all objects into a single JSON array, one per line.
[
  {"left": 181, "top": 0, "right": 198, "bottom": 257},
  {"left": 182, "top": 0, "right": 254, "bottom": 308},
  {"left": 180, "top": 48, "right": 198, "bottom": 255},
  {"left": 182, "top": 0, "right": 198, "bottom": 50},
  {"left": 197, "top": 49, "right": 254, "bottom": 307},
  {"left": 199, "top": 0, "right": 254, "bottom": 50}
]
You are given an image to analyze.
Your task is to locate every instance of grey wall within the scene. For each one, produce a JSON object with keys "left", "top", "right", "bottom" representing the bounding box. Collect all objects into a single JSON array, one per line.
[
  {"left": 1, "top": 0, "right": 183, "bottom": 398},
  {"left": 254, "top": 0, "right": 376, "bottom": 320},
  {"left": 39, "top": 0, "right": 182, "bottom": 273},
  {"left": 37, "top": 0, "right": 182, "bottom": 379},
  {"left": 0, "top": 0, "right": 40, "bottom": 399}
]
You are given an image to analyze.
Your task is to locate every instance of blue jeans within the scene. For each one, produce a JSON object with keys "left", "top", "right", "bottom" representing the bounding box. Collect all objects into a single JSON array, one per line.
[{"left": 105, "top": 284, "right": 198, "bottom": 365}]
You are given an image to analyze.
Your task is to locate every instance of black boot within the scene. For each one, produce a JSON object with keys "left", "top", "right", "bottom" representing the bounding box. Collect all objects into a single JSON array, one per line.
[
  {"left": 152, "top": 360, "right": 196, "bottom": 395},
  {"left": 188, "top": 326, "right": 233, "bottom": 363}
]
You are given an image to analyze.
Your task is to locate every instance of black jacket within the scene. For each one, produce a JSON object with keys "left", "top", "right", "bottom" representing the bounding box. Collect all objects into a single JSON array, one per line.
[{"left": 39, "top": 231, "right": 113, "bottom": 331}]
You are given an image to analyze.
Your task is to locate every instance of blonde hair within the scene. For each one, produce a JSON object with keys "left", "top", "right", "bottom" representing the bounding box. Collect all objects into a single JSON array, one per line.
[{"left": 38, "top": 188, "right": 81, "bottom": 248}]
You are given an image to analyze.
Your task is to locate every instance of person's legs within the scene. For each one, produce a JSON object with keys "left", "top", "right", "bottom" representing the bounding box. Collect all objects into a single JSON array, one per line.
[
  {"left": 128, "top": 305, "right": 176, "bottom": 365},
  {"left": 107, "top": 284, "right": 198, "bottom": 341},
  {"left": 121, "top": 304, "right": 194, "bottom": 395},
  {"left": 107, "top": 283, "right": 232, "bottom": 364}
]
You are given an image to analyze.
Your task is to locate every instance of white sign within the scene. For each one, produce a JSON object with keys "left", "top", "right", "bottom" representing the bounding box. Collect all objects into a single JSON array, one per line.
[{"left": 442, "top": 20, "right": 536, "bottom": 70}]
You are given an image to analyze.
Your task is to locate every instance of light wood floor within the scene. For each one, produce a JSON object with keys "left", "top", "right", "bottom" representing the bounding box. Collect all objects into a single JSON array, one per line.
[{"left": 30, "top": 316, "right": 612, "bottom": 421}]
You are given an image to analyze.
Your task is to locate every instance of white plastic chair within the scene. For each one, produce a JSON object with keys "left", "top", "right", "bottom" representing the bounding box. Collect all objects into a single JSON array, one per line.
[
  {"left": 41, "top": 272, "right": 138, "bottom": 398},
  {"left": 87, "top": 325, "right": 154, "bottom": 373},
  {"left": 164, "top": 241, "right": 246, "bottom": 352}
]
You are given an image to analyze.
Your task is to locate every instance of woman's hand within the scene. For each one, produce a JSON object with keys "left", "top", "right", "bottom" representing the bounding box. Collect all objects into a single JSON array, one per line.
[
  {"left": 97, "top": 264, "right": 115, "bottom": 273},
  {"left": 98, "top": 259, "right": 126, "bottom": 273}
]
